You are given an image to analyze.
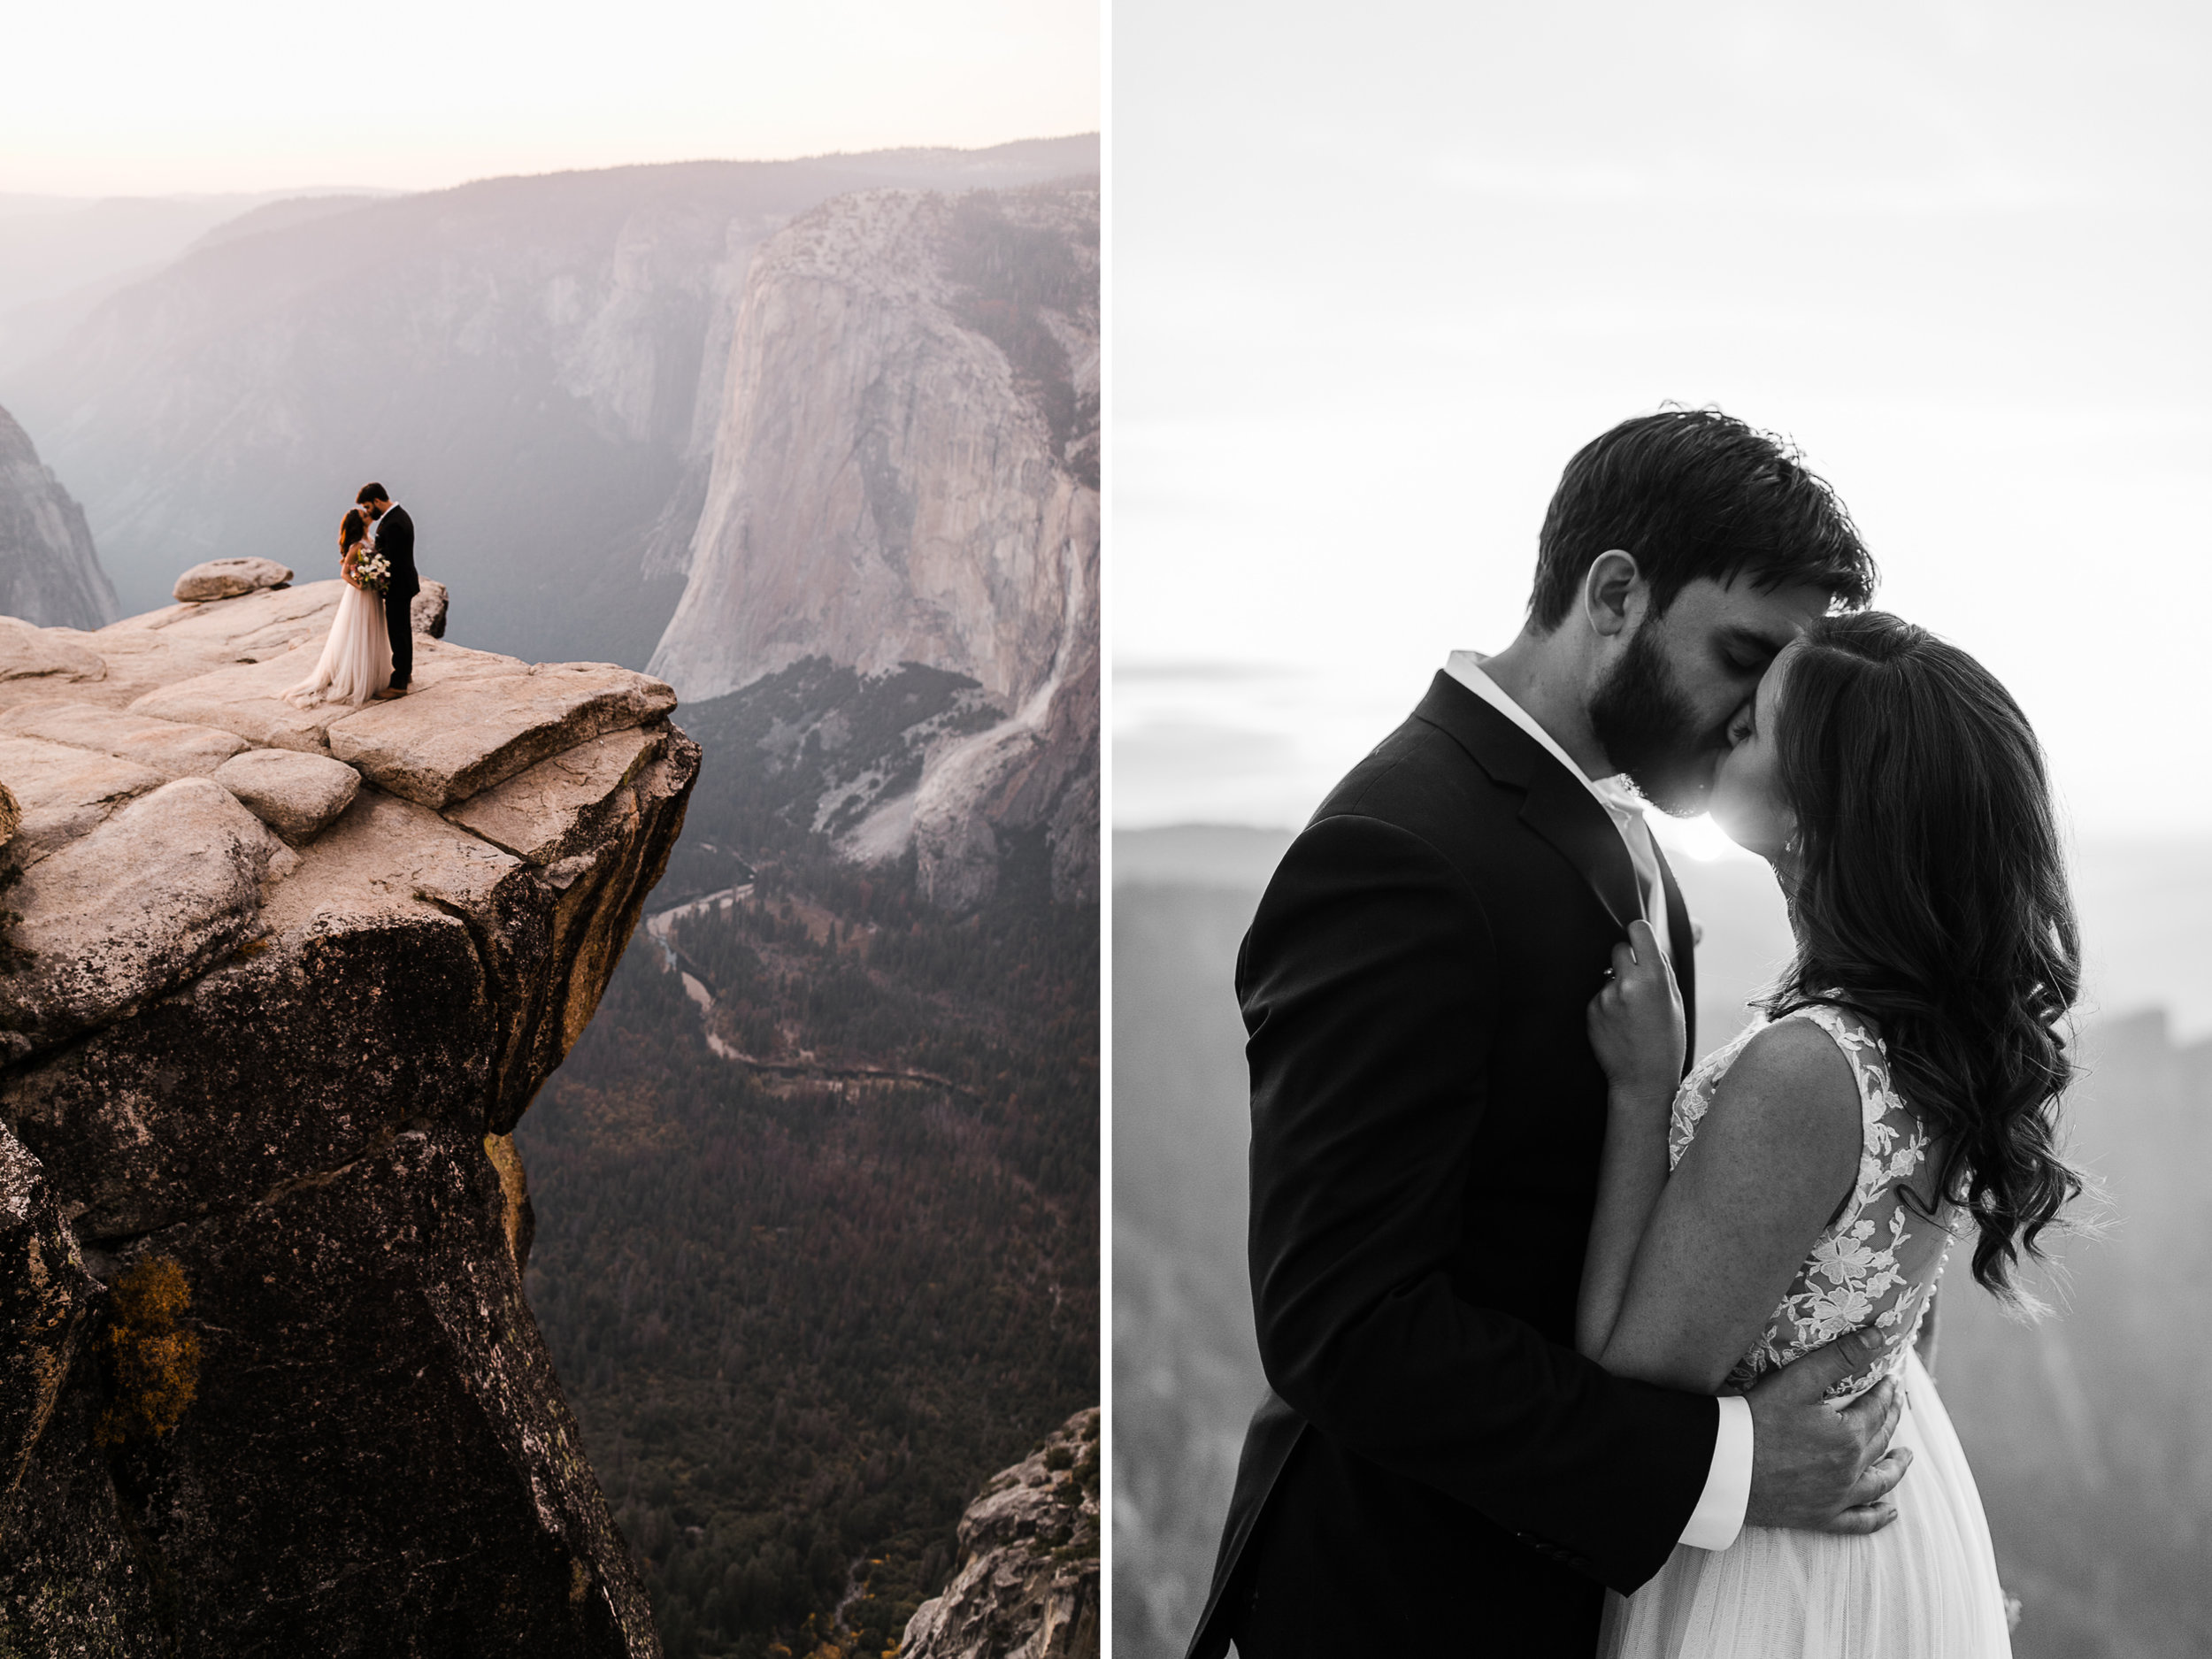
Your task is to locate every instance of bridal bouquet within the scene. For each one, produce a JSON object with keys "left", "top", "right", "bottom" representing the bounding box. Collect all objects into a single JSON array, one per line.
[{"left": 350, "top": 549, "right": 392, "bottom": 595}]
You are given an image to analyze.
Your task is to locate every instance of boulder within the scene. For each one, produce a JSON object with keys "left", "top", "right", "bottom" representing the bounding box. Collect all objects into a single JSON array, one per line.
[
  {"left": 0, "top": 698, "right": 249, "bottom": 777},
  {"left": 173, "top": 556, "right": 292, "bottom": 603},
  {"left": 326, "top": 662, "right": 678, "bottom": 810},
  {"left": 412, "top": 579, "right": 449, "bottom": 639},
  {"left": 0, "top": 778, "right": 286, "bottom": 1053},
  {"left": 900, "top": 1408, "right": 1100, "bottom": 1659},
  {"left": 211, "top": 747, "right": 361, "bottom": 841},
  {"left": 0, "top": 779, "right": 17, "bottom": 851}
]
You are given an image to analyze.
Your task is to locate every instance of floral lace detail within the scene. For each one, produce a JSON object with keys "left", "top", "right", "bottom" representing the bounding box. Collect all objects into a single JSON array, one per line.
[{"left": 1669, "top": 1002, "right": 1957, "bottom": 1399}]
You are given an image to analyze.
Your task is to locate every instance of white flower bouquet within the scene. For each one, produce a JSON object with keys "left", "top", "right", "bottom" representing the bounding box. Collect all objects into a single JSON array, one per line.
[{"left": 350, "top": 548, "right": 393, "bottom": 595}]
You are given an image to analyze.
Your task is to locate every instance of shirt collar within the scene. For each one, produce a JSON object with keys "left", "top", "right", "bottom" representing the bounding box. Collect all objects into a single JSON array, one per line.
[{"left": 1441, "top": 650, "right": 1648, "bottom": 827}]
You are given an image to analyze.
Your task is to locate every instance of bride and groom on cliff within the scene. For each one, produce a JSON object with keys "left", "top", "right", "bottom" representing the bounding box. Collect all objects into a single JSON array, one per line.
[
  {"left": 1191, "top": 410, "right": 2075, "bottom": 1659},
  {"left": 283, "top": 483, "right": 420, "bottom": 709}
]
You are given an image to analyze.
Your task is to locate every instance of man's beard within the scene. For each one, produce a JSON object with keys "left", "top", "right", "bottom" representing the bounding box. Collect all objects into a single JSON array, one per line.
[{"left": 1586, "top": 623, "right": 1728, "bottom": 815}]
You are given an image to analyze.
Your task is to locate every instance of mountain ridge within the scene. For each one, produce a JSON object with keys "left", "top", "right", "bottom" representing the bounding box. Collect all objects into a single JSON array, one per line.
[{"left": 0, "top": 137, "right": 1098, "bottom": 674}]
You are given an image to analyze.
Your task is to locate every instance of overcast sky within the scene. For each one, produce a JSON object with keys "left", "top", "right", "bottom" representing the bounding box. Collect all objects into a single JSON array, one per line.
[
  {"left": 1, "top": 0, "right": 1098, "bottom": 196},
  {"left": 1113, "top": 1, "right": 2212, "bottom": 849}
]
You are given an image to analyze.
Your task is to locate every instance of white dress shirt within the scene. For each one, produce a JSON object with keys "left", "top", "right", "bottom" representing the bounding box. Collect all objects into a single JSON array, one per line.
[{"left": 1443, "top": 650, "right": 1753, "bottom": 1553}]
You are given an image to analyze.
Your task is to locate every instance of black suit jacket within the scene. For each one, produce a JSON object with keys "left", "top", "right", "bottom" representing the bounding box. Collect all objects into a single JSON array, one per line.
[
  {"left": 1188, "top": 673, "right": 1714, "bottom": 1657},
  {"left": 373, "top": 504, "right": 420, "bottom": 600}
]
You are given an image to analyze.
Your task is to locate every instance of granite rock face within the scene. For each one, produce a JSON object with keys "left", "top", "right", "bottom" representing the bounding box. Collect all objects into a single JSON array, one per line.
[
  {"left": 649, "top": 185, "right": 1099, "bottom": 909},
  {"left": 0, "top": 581, "right": 695, "bottom": 1655},
  {"left": 0, "top": 1125, "right": 98, "bottom": 1507},
  {"left": 0, "top": 697, "right": 249, "bottom": 777},
  {"left": 900, "top": 1408, "right": 1100, "bottom": 1659},
  {"left": 0, "top": 402, "right": 119, "bottom": 631}
]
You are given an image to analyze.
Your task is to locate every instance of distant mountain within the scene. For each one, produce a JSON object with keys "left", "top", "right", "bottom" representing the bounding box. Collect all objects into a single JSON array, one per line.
[
  {"left": 178, "top": 193, "right": 388, "bottom": 257},
  {"left": 0, "top": 189, "right": 388, "bottom": 373},
  {"left": 0, "top": 189, "right": 306, "bottom": 314},
  {"left": 1937, "top": 1010, "right": 2212, "bottom": 1659},
  {"left": 0, "top": 400, "right": 117, "bottom": 628},
  {"left": 0, "top": 138, "right": 1099, "bottom": 675},
  {"left": 1111, "top": 826, "right": 2212, "bottom": 1659}
]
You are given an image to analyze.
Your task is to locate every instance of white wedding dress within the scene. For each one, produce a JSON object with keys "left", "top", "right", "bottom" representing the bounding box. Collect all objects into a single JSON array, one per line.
[
  {"left": 284, "top": 562, "right": 392, "bottom": 708},
  {"left": 1599, "top": 1003, "right": 2014, "bottom": 1659}
]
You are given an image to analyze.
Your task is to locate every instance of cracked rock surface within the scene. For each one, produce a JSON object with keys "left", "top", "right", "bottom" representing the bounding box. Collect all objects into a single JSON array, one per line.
[{"left": 0, "top": 580, "right": 695, "bottom": 1656}]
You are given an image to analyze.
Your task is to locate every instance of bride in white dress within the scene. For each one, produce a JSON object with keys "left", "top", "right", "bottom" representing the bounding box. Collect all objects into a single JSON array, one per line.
[
  {"left": 285, "top": 506, "right": 393, "bottom": 708},
  {"left": 1580, "top": 611, "right": 2081, "bottom": 1658}
]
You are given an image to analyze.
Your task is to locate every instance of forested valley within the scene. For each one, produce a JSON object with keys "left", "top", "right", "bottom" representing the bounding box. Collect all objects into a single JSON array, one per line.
[{"left": 516, "top": 672, "right": 1097, "bottom": 1659}]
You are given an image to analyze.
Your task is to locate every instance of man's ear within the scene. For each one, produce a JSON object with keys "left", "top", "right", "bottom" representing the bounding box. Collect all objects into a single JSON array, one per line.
[{"left": 1581, "top": 549, "right": 1642, "bottom": 640}]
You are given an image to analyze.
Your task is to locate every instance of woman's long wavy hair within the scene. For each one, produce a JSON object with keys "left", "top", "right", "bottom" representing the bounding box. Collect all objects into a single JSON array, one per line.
[
  {"left": 1760, "top": 610, "right": 2083, "bottom": 1305},
  {"left": 338, "top": 507, "right": 368, "bottom": 553}
]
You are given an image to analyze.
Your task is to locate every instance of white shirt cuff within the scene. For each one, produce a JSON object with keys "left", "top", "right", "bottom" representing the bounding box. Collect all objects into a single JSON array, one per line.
[{"left": 1678, "top": 1394, "right": 1753, "bottom": 1551}]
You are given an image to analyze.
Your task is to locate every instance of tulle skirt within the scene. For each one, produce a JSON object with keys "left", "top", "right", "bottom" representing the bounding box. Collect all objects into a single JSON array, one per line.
[
  {"left": 1600, "top": 1350, "right": 2011, "bottom": 1659},
  {"left": 284, "top": 580, "right": 392, "bottom": 708}
]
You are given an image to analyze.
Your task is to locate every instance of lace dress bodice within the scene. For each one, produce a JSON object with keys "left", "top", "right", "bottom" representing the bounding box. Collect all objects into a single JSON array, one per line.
[{"left": 1671, "top": 1002, "right": 1958, "bottom": 1399}]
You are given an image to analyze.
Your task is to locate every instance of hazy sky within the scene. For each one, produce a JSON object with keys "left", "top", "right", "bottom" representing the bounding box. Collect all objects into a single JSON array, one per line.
[
  {"left": 1114, "top": 1, "right": 2212, "bottom": 846},
  {"left": 2, "top": 0, "right": 1098, "bottom": 195}
]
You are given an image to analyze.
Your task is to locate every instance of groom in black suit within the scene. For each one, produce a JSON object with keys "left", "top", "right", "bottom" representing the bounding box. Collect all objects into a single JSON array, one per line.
[
  {"left": 1191, "top": 412, "right": 1909, "bottom": 1657},
  {"left": 357, "top": 482, "right": 419, "bottom": 697}
]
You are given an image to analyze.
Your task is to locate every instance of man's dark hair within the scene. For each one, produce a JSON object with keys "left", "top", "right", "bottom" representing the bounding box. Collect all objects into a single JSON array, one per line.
[
  {"left": 1526, "top": 409, "right": 1875, "bottom": 631},
  {"left": 356, "top": 483, "right": 388, "bottom": 506}
]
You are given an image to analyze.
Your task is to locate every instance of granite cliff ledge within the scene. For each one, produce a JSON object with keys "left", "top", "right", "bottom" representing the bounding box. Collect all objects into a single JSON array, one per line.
[{"left": 0, "top": 580, "right": 695, "bottom": 1655}]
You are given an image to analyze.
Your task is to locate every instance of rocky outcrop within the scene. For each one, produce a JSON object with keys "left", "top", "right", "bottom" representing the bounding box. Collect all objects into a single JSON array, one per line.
[
  {"left": 649, "top": 185, "right": 1100, "bottom": 908},
  {"left": 0, "top": 402, "right": 119, "bottom": 631},
  {"left": 413, "top": 576, "right": 449, "bottom": 639},
  {"left": 900, "top": 1408, "right": 1100, "bottom": 1659},
  {"left": 0, "top": 580, "right": 696, "bottom": 1654}
]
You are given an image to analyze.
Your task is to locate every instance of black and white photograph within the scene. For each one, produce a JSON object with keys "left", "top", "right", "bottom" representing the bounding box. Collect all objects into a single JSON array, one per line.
[{"left": 1113, "top": 5, "right": 2211, "bottom": 1658}]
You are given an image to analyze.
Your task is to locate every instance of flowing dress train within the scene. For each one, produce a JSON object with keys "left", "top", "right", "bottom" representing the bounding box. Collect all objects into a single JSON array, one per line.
[
  {"left": 284, "top": 570, "right": 392, "bottom": 708},
  {"left": 1598, "top": 1004, "right": 2014, "bottom": 1659}
]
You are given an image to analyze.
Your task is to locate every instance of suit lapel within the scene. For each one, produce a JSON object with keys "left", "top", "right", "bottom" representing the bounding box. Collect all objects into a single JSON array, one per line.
[
  {"left": 1517, "top": 765, "right": 1643, "bottom": 936},
  {"left": 1653, "top": 840, "right": 1698, "bottom": 1069},
  {"left": 1412, "top": 672, "right": 1642, "bottom": 936}
]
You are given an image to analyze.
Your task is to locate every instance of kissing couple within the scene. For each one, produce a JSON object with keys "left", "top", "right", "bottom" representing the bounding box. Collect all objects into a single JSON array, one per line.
[
  {"left": 1191, "top": 411, "right": 2077, "bottom": 1657},
  {"left": 284, "top": 483, "right": 420, "bottom": 709}
]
